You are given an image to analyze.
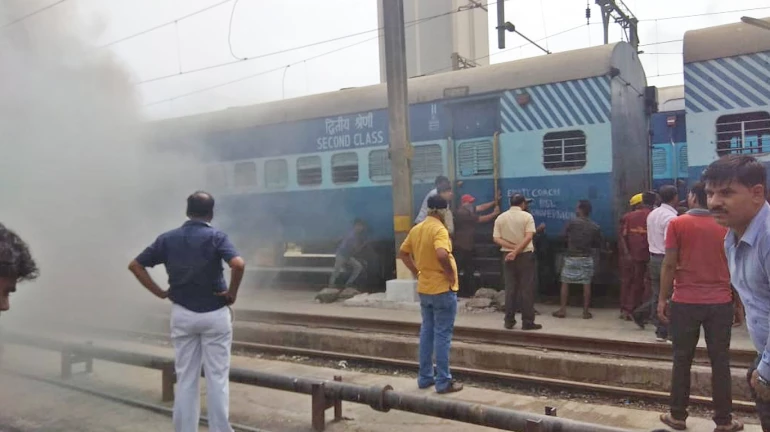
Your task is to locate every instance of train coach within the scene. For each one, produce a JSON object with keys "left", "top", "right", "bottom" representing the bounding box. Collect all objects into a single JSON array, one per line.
[
  {"left": 153, "top": 40, "right": 654, "bottom": 291},
  {"left": 651, "top": 85, "right": 688, "bottom": 198}
]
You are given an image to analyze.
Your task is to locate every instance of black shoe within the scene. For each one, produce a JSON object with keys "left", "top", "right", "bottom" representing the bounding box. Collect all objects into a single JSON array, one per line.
[
  {"left": 437, "top": 381, "right": 464, "bottom": 394},
  {"left": 632, "top": 312, "right": 645, "bottom": 330},
  {"left": 504, "top": 321, "right": 516, "bottom": 330},
  {"left": 522, "top": 322, "right": 542, "bottom": 331}
]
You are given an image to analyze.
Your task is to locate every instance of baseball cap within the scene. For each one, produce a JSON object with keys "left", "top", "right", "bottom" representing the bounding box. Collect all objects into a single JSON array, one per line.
[
  {"left": 629, "top": 193, "right": 643, "bottom": 206},
  {"left": 510, "top": 194, "right": 533, "bottom": 206},
  {"left": 427, "top": 195, "right": 448, "bottom": 210},
  {"left": 461, "top": 194, "right": 475, "bottom": 204}
]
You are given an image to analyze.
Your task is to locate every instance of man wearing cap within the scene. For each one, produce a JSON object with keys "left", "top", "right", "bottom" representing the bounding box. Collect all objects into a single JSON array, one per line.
[
  {"left": 453, "top": 193, "right": 500, "bottom": 297},
  {"left": 398, "top": 194, "right": 463, "bottom": 394},
  {"left": 619, "top": 192, "right": 655, "bottom": 320},
  {"left": 493, "top": 194, "right": 542, "bottom": 331}
]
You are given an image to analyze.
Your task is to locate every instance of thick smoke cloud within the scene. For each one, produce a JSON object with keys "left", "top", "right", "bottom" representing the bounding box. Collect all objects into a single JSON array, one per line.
[{"left": 0, "top": 1, "right": 202, "bottom": 327}]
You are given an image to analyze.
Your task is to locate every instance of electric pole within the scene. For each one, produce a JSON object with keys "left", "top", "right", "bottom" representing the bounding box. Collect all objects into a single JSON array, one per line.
[
  {"left": 382, "top": 0, "right": 413, "bottom": 279},
  {"left": 595, "top": 0, "right": 639, "bottom": 50}
]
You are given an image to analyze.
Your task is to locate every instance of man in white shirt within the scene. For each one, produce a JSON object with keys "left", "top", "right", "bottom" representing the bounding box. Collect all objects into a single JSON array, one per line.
[
  {"left": 415, "top": 176, "right": 450, "bottom": 224},
  {"left": 633, "top": 184, "right": 678, "bottom": 341}
]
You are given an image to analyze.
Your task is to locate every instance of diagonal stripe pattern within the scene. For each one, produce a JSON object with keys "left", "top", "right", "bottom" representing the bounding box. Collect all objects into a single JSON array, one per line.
[{"left": 685, "top": 51, "right": 770, "bottom": 113}]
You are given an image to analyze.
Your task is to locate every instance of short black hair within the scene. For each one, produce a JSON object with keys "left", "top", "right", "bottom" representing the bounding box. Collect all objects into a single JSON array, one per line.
[
  {"left": 510, "top": 194, "right": 531, "bottom": 207},
  {"left": 701, "top": 154, "right": 767, "bottom": 190},
  {"left": 434, "top": 176, "right": 450, "bottom": 187},
  {"left": 187, "top": 191, "right": 215, "bottom": 219},
  {"left": 659, "top": 185, "right": 678, "bottom": 205},
  {"left": 427, "top": 195, "right": 448, "bottom": 210},
  {"left": 577, "top": 199, "right": 592, "bottom": 216},
  {"left": 0, "top": 224, "right": 39, "bottom": 282},
  {"left": 642, "top": 191, "right": 657, "bottom": 206},
  {"left": 689, "top": 182, "right": 707, "bottom": 208}
]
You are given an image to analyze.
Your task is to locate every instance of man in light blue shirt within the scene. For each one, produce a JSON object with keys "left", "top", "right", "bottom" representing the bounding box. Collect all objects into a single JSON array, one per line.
[
  {"left": 703, "top": 154, "right": 769, "bottom": 430},
  {"left": 415, "top": 176, "right": 450, "bottom": 224}
]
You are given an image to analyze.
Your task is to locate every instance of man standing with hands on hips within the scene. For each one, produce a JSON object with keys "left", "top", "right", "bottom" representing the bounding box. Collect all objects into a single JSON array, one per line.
[
  {"left": 128, "top": 191, "right": 245, "bottom": 432},
  {"left": 703, "top": 155, "right": 770, "bottom": 430}
]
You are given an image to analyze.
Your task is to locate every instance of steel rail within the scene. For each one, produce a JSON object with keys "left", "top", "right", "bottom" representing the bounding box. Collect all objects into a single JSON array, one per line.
[{"left": 234, "top": 309, "right": 757, "bottom": 368}]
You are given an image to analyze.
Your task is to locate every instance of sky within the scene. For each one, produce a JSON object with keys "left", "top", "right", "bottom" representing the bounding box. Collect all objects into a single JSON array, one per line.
[{"left": 7, "top": 0, "right": 770, "bottom": 119}]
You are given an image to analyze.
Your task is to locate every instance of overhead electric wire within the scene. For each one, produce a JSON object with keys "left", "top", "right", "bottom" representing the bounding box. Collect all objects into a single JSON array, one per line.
[
  {"left": 0, "top": 0, "right": 69, "bottom": 30},
  {"left": 640, "top": 6, "right": 770, "bottom": 22}
]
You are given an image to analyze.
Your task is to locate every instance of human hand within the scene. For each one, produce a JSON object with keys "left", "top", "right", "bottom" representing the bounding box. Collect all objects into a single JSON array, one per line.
[
  {"left": 537, "top": 223, "right": 546, "bottom": 232},
  {"left": 733, "top": 303, "right": 745, "bottom": 327},
  {"left": 155, "top": 289, "right": 169, "bottom": 300},
  {"left": 657, "top": 301, "right": 668, "bottom": 325},
  {"left": 505, "top": 251, "right": 518, "bottom": 261},
  {"left": 751, "top": 370, "right": 770, "bottom": 401},
  {"left": 215, "top": 290, "right": 237, "bottom": 305}
]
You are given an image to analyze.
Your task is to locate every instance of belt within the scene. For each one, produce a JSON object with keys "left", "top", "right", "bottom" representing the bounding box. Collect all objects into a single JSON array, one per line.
[{"left": 650, "top": 253, "right": 665, "bottom": 257}]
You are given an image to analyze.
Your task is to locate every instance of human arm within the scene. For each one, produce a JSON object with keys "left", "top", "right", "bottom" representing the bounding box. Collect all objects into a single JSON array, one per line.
[
  {"left": 475, "top": 200, "right": 497, "bottom": 213},
  {"left": 478, "top": 205, "right": 501, "bottom": 223},
  {"left": 657, "top": 221, "right": 679, "bottom": 324},
  {"left": 128, "top": 237, "right": 168, "bottom": 300},
  {"left": 505, "top": 215, "right": 536, "bottom": 261},
  {"left": 128, "top": 260, "right": 168, "bottom": 299},
  {"left": 434, "top": 227, "right": 456, "bottom": 286},
  {"left": 618, "top": 216, "right": 630, "bottom": 257},
  {"left": 213, "top": 234, "right": 246, "bottom": 305},
  {"left": 732, "top": 285, "right": 744, "bottom": 327},
  {"left": 398, "top": 231, "right": 419, "bottom": 278},
  {"left": 492, "top": 218, "right": 518, "bottom": 250}
]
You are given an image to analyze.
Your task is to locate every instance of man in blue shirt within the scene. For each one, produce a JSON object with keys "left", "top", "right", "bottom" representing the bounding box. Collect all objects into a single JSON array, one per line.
[
  {"left": 128, "top": 191, "right": 245, "bottom": 432},
  {"left": 703, "top": 155, "right": 769, "bottom": 429},
  {"left": 329, "top": 219, "right": 366, "bottom": 288}
]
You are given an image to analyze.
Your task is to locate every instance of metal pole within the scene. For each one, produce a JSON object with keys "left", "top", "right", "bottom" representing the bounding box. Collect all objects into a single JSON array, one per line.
[{"left": 382, "top": 0, "right": 413, "bottom": 279}]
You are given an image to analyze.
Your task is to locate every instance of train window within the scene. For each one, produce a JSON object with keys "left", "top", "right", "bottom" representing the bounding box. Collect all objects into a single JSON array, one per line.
[
  {"left": 412, "top": 144, "right": 443, "bottom": 180},
  {"left": 651, "top": 147, "right": 668, "bottom": 177},
  {"left": 716, "top": 112, "right": 770, "bottom": 156},
  {"left": 332, "top": 152, "right": 359, "bottom": 184},
  {"left": 297, "top": 156, "right": 322, "bottom": 186},
  {"left": 233, "top": 161, "right": 257, "bottom": 187},
  {"left": 369, "top": 149, "right": 392, "bottom": 182},
  {"left": 264, "top": 159, "right": 288, "bottom": 189},
  {"left": 543, "top": 130, "right": 587, "bottom": 170},
  {"left": 457, "top": 141, "right": 494, "bottom": 177},
  {"left": 206, "top": 164, "right": 227, "bottom": 188}
]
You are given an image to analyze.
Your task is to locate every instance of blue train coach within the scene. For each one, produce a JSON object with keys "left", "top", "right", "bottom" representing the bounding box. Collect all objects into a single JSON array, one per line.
[
  {"left": 651, "top": 85, "right": 688, "bottom": 197},
  {"left": 153, "top": 40, "right": 652, "bottom": 288},
  {"left": 683, "top": 17, "right": 770, "bottom": 180}
]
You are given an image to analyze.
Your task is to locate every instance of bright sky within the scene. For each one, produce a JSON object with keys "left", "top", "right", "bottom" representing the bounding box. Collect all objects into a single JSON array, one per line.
[{"left": 11, "top": 0, "right": 770, "bottom": 119}]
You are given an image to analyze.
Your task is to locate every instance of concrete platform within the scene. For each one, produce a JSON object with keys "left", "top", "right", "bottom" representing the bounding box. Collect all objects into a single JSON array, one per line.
[{"left": 0, "top": 338, "right": 761, "bottom": 432}]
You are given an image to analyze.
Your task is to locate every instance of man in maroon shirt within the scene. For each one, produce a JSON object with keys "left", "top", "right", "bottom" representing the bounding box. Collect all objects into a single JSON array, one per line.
[
  {"left": 618, "top": 192, "right": 655, "bottom": 320},
  {"left": 657, "top": 182, "right": 742, "bottom": 432}
]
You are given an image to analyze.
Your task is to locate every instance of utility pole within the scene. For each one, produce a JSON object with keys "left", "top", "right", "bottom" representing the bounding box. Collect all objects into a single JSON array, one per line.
[
  {"left": 382, "top": 0, "right": 413, "bottom": 279},
  {"left": 595, "top": 0, "right": 639, "bottom": 50}
]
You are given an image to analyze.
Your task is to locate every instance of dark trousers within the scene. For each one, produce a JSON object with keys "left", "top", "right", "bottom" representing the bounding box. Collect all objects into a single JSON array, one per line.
[
  {"left": 503, "top": 252, "right": 536, "bottom": 325},
  {"left": 748, "top": 356, "right": 770, "bottom": 431},
  {"left": 620, "top": 259, "right": 647, "bottom": 314},
  {"left": 669, "top": 302, "right": 733, "bottom": 425},
  {"left": 455, "top": 249, "right": 476, "bottom": 298},
  {"left": 634, "top": 255, "right": 668, "bottom": 338}
]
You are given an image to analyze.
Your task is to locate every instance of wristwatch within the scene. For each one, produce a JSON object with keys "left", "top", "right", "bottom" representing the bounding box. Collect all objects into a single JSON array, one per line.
[{"left": 758, "top": 373, "right": 770, "bottom": 388}]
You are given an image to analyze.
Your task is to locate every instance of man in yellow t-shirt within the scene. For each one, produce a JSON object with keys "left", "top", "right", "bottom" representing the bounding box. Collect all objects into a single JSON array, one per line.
[{"left": 398, "top": 195, "right": 462, "bottom": 394}]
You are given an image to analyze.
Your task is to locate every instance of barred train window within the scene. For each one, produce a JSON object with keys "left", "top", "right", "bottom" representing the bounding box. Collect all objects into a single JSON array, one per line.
[
  {"left": 206, "top": 164, "right": 227, "bottom": 188},
  {"left": 457, "top": 141, "right": 494, "bottom": 177},
  {"left": 332, "top": 152, "right": 359, "bottom": 184},
  {"left": 411, "top": 144, "right": 443, "bottom": 180},
  {"left": 297, "top": 156, "right": 322, "bottom": 186},
  {"left": 716, "top": 112, "right": 770, "bottom": 156},
  {"left": 542, "top": 130, "right": 587, "bottom": 170},
  {"left": 264, "top": 159, "right": 288, "bottom": 189},
  {"left": 233, "top": 161, "right": 257, "bottom": 187},
  {"left": 369, "top": 149, "right": 391, "bottom": 182}
]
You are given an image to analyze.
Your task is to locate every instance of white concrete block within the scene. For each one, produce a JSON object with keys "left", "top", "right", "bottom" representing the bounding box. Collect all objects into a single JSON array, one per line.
[{"left": 385, "top": 279, "right": 418, "bottom": 303}]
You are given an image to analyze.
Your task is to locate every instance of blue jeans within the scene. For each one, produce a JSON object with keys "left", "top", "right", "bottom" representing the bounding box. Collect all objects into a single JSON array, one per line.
[{"left": 418, "top": 291, "right": 457, "bottom": 392}]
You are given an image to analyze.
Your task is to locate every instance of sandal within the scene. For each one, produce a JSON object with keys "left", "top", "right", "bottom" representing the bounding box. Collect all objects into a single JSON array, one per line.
[
  {"left": 582, "top": 311, "right": 593, "bottom": 319},
  {"left": 552, "top": 310, "right": 566, "bottom": 318},
  {"left": 713, "top": 419, "right": 744, "bottom": 432},
  {"left": 437, "top": 381, "right": 464, "bottom": 394},
  {"left": 660, "top": 413, "right": 686, "bottom": 431}
]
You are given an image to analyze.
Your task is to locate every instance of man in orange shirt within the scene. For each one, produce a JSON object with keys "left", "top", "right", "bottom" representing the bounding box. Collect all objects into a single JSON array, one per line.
[{"left": 398, "top": 195, "right": 463, "bottom": 394}]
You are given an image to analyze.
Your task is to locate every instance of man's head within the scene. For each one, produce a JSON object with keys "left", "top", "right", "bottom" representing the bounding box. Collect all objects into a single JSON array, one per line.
[
  {"left": 702, "top": 155, "right": 767, "bottom": 229},
  {"left": 0, "top": 224, "right": 39, "bottom": 312},
  {"left": 629, "top": 193, "right": 643, "bottom": 209},
  {"left": 659, "top": 185, "right": 679, "bottom": 206},
  {"left": 576, "top": 200, "right": 592, "bottom": 217},
  {"left": 353, "top": 218, "right": 366, "bottom": 233},
  {"left": 426, "top": 195, "right": 449, "bottom": 224},
  {"left": 437, "top": 183, "right": 453, "bottom": 202},
  {"left": 434, "top": 176, "right": 450, "bottom": 189},
  {"left": 642, "top": 191, "right": 657, "bottom": 208},
  {"left": 687, "top": 182, "right": 707, "bottom": 210},
  {"left": 186, "top": 191, "right": 215, "bottom": 221},
  {"left": 509, "top": 194, "right": 533, "bottom": 210},
  {"left": 460, "top": 194, "right": 475, "bottom": 207}
]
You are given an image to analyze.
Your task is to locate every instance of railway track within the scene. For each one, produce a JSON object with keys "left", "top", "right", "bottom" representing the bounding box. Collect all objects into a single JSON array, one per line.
[{"left": 233, "top": 309, "right": 757, "bottom": 368}]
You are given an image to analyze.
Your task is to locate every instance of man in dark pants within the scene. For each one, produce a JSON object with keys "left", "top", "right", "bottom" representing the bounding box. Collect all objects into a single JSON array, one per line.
[
  {"left": 705, "top": 155, "right": 770, "bottom": 431},
  {"left": 657, "top": 182, "right": 742, "bottom": 431},
  {"left": 453, "top": 194, "right": 500, "bottom": 298},
  {"left": 493, "top": 194, "right": 541, "bottom": 331},
  {"left": 619, "top": 192, "right": 654, "bottom": 321}
]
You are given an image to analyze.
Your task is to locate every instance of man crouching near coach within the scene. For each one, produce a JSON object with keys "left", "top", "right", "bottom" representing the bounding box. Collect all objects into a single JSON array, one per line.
[
  {"left": 398, "top": 195, "right": 463, "bottom": 394},
  {"left": 128, "top": 191, "right": 245, "bottom": 432}
]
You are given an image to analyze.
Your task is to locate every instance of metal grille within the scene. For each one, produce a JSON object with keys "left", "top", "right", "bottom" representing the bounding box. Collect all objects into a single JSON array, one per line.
[
  {"left": 411, "top": 144, "right": 443, "bottom": 180},
  {"left": 543, "top": 130, "right": 587, "bottom": 170},
  {"left": 206, "top": 164, "right": 227, "bottom": 188},
  {"left": 297, "top": 156, "right": 322, "bottom": 186},
  {"left": 368, "top": 149, "right": 391, "bottom": 182},
  {"left": 678, "top": 144, "right": 688, "bottom": 175},
  {"left": 651, "top": 147, "right": 667, "bottom": 176},
  {"left": 716, "top": 111, "right": 770, "bottom": 156},
  {"left": 332, "top": 152, "right": 359, "bottom": 184},
  {"left": 264, "top": 159, "right": 288, "bottom": 189},
  {"left": 457, "top": 141, "right": 494, "bottom": 177},
  {"left": 233, "top": 161, "right": 257, "bottom": 187}
]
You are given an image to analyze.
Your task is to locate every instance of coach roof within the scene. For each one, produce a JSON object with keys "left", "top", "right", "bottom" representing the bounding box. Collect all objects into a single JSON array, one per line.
[
  {"left": 684, "top": 16, "right": 770, "bottom": 64},
  {"left": 156, "top": 41, "right": 635, "bottom": 133}
]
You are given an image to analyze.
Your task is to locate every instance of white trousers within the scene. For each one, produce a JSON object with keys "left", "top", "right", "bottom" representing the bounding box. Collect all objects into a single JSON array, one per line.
[{"left": 170, "top": 303, "right": 234, "bottom": 432}]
